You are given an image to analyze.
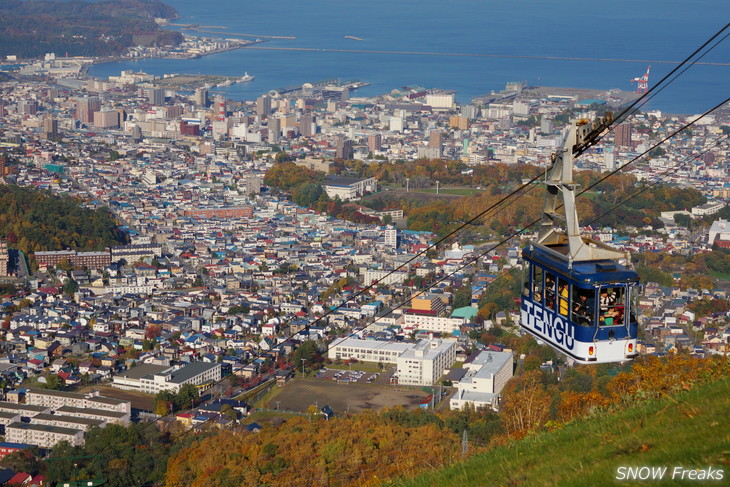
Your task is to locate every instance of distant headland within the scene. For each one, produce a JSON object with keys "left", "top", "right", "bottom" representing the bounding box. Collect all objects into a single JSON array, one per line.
[{"left": 0, "top": 0, "right": 182, "bottom": 59}]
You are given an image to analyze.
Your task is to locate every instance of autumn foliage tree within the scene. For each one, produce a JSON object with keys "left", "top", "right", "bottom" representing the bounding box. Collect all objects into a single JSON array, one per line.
[
  {"left": 165, "top": 409, "right": 460, "bottom": 487},
  {"left": 498, "top": 370, "right": 551, "bottom": 438},
  {"left": 606, "top": 354, "right": 729, "bottom": 403},
  {"left": 558, "top": 390, "right": 609, "bottom": 422},
  {"left": 145, "top": 323, "right": 162, "bottom": 339}
]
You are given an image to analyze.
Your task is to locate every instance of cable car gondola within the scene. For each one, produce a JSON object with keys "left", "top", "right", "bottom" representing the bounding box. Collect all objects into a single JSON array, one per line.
[{"left": 520, "top": 113, "right": 639, "bottom": 364}]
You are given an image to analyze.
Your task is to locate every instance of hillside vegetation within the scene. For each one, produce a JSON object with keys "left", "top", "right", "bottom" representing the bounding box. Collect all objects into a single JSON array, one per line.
[
  {"left": 393, "top": 376, "right": 730, "bottom": 487},
  {"left": 160, "top": 355, "right": 729, "bottom": 487},
  {"left": 0, "top": 0, "right": 181, "bottom": 58},
  {"left": 265, "top": 160, "right": 707, "bottom": 236},
  {"left": 0, "top": 185, "right": 128, "bottom": 256}
]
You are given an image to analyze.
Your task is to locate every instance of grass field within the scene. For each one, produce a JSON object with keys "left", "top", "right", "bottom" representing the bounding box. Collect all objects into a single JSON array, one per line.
[
  {"left": 360, "top": 188, "right": 466, "bottom": 203},
  {"left": 393, "top": 377, "right": 730, "bottom": 487},
  {"left": 413, "top": 188, "right": 482, "bottom": 196},
  {"left": 709, "top": 270, "right": 730, "bottom": 281},
  {"left": 264, "top": 378, "right": 432, "bottom": 414}
]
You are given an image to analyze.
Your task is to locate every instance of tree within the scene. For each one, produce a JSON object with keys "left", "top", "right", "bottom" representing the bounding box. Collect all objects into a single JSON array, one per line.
[
  {"left": 145, "top": 323, "right": 162, "bottom": 339},
  {"left": 227, "top": 304, "right": 249, "bottom": 315},
  {"left": 292, "top": 340, "right": 319, "bottom": 373},
  {"left": 176, "top": 384, "right": 200, "bottom": 411},
  {"left": 220, "top": 403, "right": 238, "bottom": 421},
  {"left": 62, "top": 278, "right": 78, "bottom": 298},
  {"left": 155, "top": 399, "right": 170, "bottom": 416},
  {"left": 499, "top": 370, "right": 551, "bottom": 437},
  {"left": 291, "top": 182, "right": 324, "bottom": 207},
  {"left": 46, "top": 441, "right": 83, "bottom": 482},
  {"left": 44, "top": 374, "right": 64, "bottom": 390},
  {"left": 0, "top": 448, "right": 44, "bottom": 476},
  {"left": 452, "top": 285, "right": 472, "bottom": 309},
  {"left": 57, "top": 258, "right": 74, "bottom": 272},
  {"left": 673, "top": 213, "right": 692, "bottom": 228}
]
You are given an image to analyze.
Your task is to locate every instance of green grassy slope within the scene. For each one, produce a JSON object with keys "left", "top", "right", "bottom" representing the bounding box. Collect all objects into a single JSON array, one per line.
[{"left": 392, "top": 377, "right": 730, "bottom": 487}]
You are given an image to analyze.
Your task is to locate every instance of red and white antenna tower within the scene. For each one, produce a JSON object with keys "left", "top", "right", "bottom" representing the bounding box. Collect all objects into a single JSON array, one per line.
[
  {"left": 630, "top": 65, "right": 651, "bottom": 94},
  {"left": 215, "top": 95, "right": 226, "bottom": 122}
]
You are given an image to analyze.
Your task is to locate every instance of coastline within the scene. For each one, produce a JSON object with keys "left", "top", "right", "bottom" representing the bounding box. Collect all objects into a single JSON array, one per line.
[{"left": 89, "top": 39, "right": 266, "bottom": 68}]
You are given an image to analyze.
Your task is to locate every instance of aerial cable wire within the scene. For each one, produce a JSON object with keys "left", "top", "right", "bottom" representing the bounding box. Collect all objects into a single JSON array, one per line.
[
  {"left": 79, "top": 23, "right": 730, "bottom": 480},
  {"left": 98, "top": 78, "right": 730, "bottom": 465},
  {"left": 264, "top": 22, "right": 730, "bottom": 316},
  {"left": 617, "top": 31, "right": 730, "bottom": 123},
  {"left": 608, "top": 23, "right": 730, "bottom": 127},
  {"left": 584, "top": 135, "right": 729, "bottom": 228}
]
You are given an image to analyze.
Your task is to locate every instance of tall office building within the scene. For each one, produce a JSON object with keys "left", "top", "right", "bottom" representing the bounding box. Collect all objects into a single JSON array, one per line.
[
  {"left": 299, "top": 113, "right": 316, "bottom": 137},
  {"left": 256, "top": 95, "right": 271, "bottom": 118},
  {"left": 0, "top": 241, "right": 9, "bottom": 277},
  {"left": 18, "top": 101, "right": 39, "bottom": 116},
  {"left": 194, "top": 87, "right": 209, "bottom": 108},
  {"left": 614, "top": 123, "right": 632, "bottom": 148},
  {"left": 368, "top": 134, "right": 382, "bottom": 153},
  {"left": 268, "top": 117, "right": 281, "bottom": 142},
  {"left": 335, "top": 139, "right": 354, "bottom": 160},
  {"left": 429, "top": 130, "right": 443, "bottom": 148},
  {"left": 94, "top": 110, "right": 120, "bottom": 129},
  {"left": 131, "top": 125, "right": 143, "bottom": 143},
  {"left": 76, "top": 97, "right": 100, "bottom": 123},
  {"left": 540, "top": 117, "right": 555, "bottom": 134},
  {"left": 384, "top": 226, "right": 400, "bottom": 249},
  {"left": 148, "top": 88, "right": 165, "bottom": 106},
  {"left": 43, "top": 117, "right": 58, "bottom": 139},
  {"left": 180, "top": 120, "right": 200, "bottom": 137},
  {"left": 449, "top": 116, "right": 469, "bottom": 130}
]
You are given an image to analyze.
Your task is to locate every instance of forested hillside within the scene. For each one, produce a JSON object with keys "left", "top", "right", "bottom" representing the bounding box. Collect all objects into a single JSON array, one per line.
[
  {"left": 0, "top": 0, "right": 181, "bottom": 58},
  {"left": 160, "top": 355, "right": 728, "bottom": 487},
  {"left": 0, "top": 185, "right": 128, "bottom": 255},
  {"left": 265, "top": 159, "right": 707, "bottom": 237},
  {"left": 395, "top": 374, "right": 730, "bottom": 487}
]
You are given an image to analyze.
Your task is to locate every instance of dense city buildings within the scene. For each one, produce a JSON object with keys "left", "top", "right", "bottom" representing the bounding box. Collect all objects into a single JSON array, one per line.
[
  {"left": 614, "top": 122, "right": 632, "bottom": 148},
  {"left": 75, "top": 96, "right": 100, "bottom": 123},
  {"left": 0, "top": 57, "right": 725, "bottom": 457}
]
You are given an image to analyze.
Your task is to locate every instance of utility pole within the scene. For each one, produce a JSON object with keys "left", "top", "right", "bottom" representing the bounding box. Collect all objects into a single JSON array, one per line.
[
  {"left": 436, "top": 180, "right": 440, "bottom": 194},
  {"left": 406, "top": 178, "right": 410, "bottom": 192},
  {"left": 462, "top": 429, "right": 469, "bottom": 457}
]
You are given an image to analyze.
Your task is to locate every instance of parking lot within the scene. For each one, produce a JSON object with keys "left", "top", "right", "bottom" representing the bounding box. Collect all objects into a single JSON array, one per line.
[{"left": 314, "top": 367, "right": 393, "bottom": 385}]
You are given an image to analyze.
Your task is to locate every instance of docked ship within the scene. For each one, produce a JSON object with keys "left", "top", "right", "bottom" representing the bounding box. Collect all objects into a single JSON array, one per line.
[{"left": 239, "top": 72, "right": 254, "bottom": 82}]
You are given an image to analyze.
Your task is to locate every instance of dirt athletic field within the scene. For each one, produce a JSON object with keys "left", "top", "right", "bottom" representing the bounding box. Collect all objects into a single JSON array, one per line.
[
  {"left": 267, "top": 379, "right": 432, "bottom": 414},
  {"left": 77, "top": 385, "right": 155, "bottom": 411}
]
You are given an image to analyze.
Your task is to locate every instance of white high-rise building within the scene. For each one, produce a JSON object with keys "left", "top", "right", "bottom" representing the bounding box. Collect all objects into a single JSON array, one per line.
[
  {"left": 450, "top": 351, "right": 513, "bottom": 411},
  {"left": 396, "top": 339, "right": 457, "bottom": 386},
  {"left": 384, "top": 226, "right": 399, "bottom": 249}
]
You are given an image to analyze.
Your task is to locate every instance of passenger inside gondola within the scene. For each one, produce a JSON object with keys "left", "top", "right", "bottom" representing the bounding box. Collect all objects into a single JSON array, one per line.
[
  {"left": 544, "top": 274, "right": 556, "bottom": 309},
  {"left": 599, "top": 287, "right": 624, "bottom": 326},
  {"left": 572, "top": 289, "right": 593, "bottom": 325},
  {"left": 558, "top": 281, "right": 569, "bottom": 316},
  {"left": 532, "top": 266, "right": 543, "bottom": 304}
]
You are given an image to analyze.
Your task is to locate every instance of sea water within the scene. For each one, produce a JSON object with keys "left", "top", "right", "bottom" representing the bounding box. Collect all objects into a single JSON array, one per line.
[{"left": 88, "top": 0, "right": 730, "bottom": 114}]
